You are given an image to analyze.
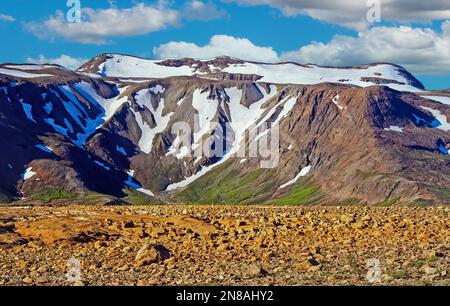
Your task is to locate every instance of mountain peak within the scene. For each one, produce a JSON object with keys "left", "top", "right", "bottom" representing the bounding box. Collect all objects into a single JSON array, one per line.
[{"left": 77, "top": 53, "right": 424, "bottom": 91}]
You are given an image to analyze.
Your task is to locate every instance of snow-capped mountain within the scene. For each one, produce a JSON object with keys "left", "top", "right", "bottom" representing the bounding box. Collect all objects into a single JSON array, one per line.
[
  {"left": 79, "top": 54, "right": 425, "bottom": 92},
  {"left": 0, "top": 55, "right": 449, "bottom": 205}
]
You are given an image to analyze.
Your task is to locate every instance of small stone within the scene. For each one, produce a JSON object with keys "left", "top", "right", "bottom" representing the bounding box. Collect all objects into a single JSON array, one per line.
[
  {"left": 23, "top": 277, "right": 33, "bottom": 284},
  {"left": 244, "top": 264, "right": 268, "bottom": 277},
  {"left": 236, "top": 220, "right": 247, "bottom": 227},
  {"left": 117, "top": 264, "right": 130, "bottom": 271},
  {"left": 423, "top": 266, "right": 438, "bottom": 275},
  {"left": 135, "top": 243, "right": 171, "bottom": 266},
  {"left": 382, "top": 274, "right": 394, "bottom": 282},
  {"left": 123, "top": 220, "right": 135, "bottom": 228},
  {"left": 273, "top": 267, "right": 284, "bottom": 273},
  {"left": 36, "top": 276, "right": 48, "bottom": 284},
  {"left": 122, "top": 246, "right": 132, "bottom": 253},
  {"left": 217, "top": 244, "right": 231, "bottom": 252},
  {"left": 296, "top": 258, "right": 320, "bottom": 271},
  {"left": 94, "top": 241, "right": 107, "bottom": 249},
  {"left": 73, "top": 281, "right": 85, "bottom": 286}
]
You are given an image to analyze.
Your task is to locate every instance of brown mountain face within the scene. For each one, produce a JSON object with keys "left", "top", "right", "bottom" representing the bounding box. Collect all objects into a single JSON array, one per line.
[{"left": 0, "top": 57, "right": 448, "bottom": 206}]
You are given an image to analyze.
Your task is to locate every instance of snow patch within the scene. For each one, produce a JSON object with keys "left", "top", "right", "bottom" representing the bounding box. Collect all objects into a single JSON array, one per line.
[
  {"left": 4, "top": 64, "right": 55, "bottom": 70},
  {"left": 225, "top": 85, "right": 278, "bottom": 154},
  {"left": 149, "top": 85, "right": 165, "bottom": 94},
  {"left": 166, "top": 134, "right": 191, "bottom": 159},
  {"left": 438, "top": 144, "right": 449, "bottom": 155},
  {"left": 0, "top": 68, "right": 53, "bottom": 78},
  {"left": 19, "top": 99, "right": 36, "bottom": 123},
  {"left": 133, "top": 89, "right": 174, "bottom": 154},
  {"left": 223, "top": 62, "right": 420, "bottom": 92},
  {"left": 191, "top": 89, "right": 219, "bottom": 151},
  {"left": 279, "top": 165, "right": 312, "bottom": 189},
  {"left": 35, "top": 144, "right": 53, "bottom": 153},
  {"left": 44, "top": 118, "right": 69, "bottom": 138},
  {"left": 73, "top": 81, "right": 128, "bottom": 123},
  {"left": 125, "top": 170, "right": 155, "bottom": 196},
  {"left": 332, "top": 94, "right": 344, "bottom": 110},
  {"left": 94, "top": 161, "right": 111, "bottom": 171},
  {"left": 43, "top": 102, "right": 53, "bottom": 114},
  {"left": 421, "top": 95, "right": 450, "bottom": 106},
  {"left": 98, "top": 55, "right": 196, "bottom": 79},
  {"left": 22, "top": 167, "right": 36, "bottom": 180},
  {"left": 63, "top": 118, "right": 74, "bottom": 133},
  {"left": 384, "top": 126, "right": 404, "bottom": 133},
  {"left": 94, "top": 55, "right": 421, "bottom": 92},
  {"left": 116, "top": 145, "right": 128, "bottom": 157},
  {"left": 419, "top": 106, "right": 450, "bottom": 132}
]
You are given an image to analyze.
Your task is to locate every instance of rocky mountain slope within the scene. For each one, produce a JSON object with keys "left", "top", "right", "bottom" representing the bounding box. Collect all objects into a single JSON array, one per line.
[{"left": 0, "top": 54, "right": 449, "bottom": 205}]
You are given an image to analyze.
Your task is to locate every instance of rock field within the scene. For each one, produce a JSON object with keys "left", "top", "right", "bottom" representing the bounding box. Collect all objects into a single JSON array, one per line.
[{"left": 0, "top": 205, "right": 448, "bottom": 286}]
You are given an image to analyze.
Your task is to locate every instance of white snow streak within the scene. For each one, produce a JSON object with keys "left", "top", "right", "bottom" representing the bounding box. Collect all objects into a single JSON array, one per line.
[
  {"left": 22, "top": 167, "right": 36, "bottom": 180},
  {"left": 420, "top": 106, "right": 450, "bottom": 132},
  {"left": 384, "top": 126, "right": 404, "bottom": 133},
  {"left": 279, "top": 165, "right": 312, "bottom": 189}
]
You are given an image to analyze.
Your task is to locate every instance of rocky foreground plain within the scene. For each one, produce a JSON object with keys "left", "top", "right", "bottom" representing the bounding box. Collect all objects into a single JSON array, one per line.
[{"left": 0, "top": 205, "right": 448, "bottom": 286}]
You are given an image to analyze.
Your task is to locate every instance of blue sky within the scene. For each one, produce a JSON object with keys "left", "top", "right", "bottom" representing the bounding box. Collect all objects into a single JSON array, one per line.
[{"left": 0, "top": 0, "right": 449, "bottom": 89}]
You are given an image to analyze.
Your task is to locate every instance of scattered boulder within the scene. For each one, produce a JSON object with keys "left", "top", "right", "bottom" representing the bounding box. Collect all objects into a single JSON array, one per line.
[
  {"left": 122, "top": 221, "right": 135, "bottom": 229},
  {"left": 296, "top": 258, "right": 320, "bottom": 271},
  {"left": 243, "top": 264, "right": 268, "bottom": 278},
  {"left": 135, "top": 243, "right": 171, "bottom": 266}
]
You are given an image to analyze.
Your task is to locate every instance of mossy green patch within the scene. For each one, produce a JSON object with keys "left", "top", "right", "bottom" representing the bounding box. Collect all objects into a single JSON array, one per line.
[
  {"left": 356, "top": 170, "right": 379, "bottom": 179},
  {"left": 377, "top": 197, "right": 400, "bottom": 207},
  {"left": 0, "top": 192, "right": 15, "bottom": 204},
  {"left": 31, "top": 188, "right": 76, "bottom": 203},
  {"left": 428, "top": 186, "right": 450, "bottom": 203},
  {"left": 272, "top": 178, "right": 322, "bottom": 206},
  {"left": 174, "top": 161, "right": 277, "bottom": 204},
  {"left": 356, "top": 169, "right": 398, "bottom": 180},
  {"left": 29, "top": 189, "right": 113, "bottom": 205},
  {"left": 122, "top": 189, "right": 159, "bottom": 205}
]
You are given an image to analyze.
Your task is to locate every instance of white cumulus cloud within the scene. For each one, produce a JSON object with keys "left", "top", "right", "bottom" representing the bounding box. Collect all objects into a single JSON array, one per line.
[
  {"left": 0, "top": 14, "right": 15, "bottom": 22},
  {"left": 280, "top": 22, "right": 450, "bottom": 75},
  {"left": 226, "top": 0, "right": 450, "bottom": 30},
  {"left": 153, "top": 35, "right": 279, "bottom": 62},
  {"left": 153, "top": 23, "right": 450, "bottom": 76},
  {"left": 183, "top": 1, "right": 228, "bottom": 20},
  {"left": 25, "top": 3, "right": 180, "bottom": 44},
  {"left": 27, "top": 54, "right": 88, "bottom": 70}
]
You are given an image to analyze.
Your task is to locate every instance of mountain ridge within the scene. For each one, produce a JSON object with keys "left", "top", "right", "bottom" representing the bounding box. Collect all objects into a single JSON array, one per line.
[
  {"left": 77, "top": 53, "right": 425, "bottom": 92},
  {"left": 0, "top": 54, "right": 448, "bottom": 205}
]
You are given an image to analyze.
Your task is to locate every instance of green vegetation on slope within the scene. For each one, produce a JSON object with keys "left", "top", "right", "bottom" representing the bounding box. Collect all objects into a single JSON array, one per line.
[
  {"left": 31, "top": 188, "right": 76, "bottom": 203},
  {"left": 122, "top": 189, "right": 160, "bottom": 205},
  {"left": 377, "top": 197, "right": 400, "bottom": 207},
  {"left": 0, "top": 192, "right": 15, "bottom": 204},
  {"left": 173, "top": 159, "right": 326, "bottom": 205},
  {"left": 174, "top": 161, "right": 278, "bottom": 204},
  {"left": 272, "top": 177, "right": 322, "bottom": 206}
]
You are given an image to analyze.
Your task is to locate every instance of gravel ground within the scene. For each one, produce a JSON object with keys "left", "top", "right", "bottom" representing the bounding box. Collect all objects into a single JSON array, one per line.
[{"left": 0, "top": 205, "right": 448, "bottom": 286}]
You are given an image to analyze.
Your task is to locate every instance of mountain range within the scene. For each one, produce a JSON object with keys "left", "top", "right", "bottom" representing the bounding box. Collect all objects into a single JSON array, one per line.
[{"left": 0, "top": 54, "right": 449, "bottom": 206}]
